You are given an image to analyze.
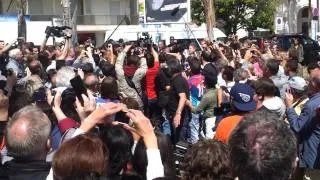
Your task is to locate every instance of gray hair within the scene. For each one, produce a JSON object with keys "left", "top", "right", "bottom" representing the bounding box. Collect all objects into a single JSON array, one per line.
[
  {"left": 56, "top": 66, "right": 76, "bottom": 88},
  {"left": 234, "top": 68, "right": 249, "bottom": 82},
  {"left": 9, "top": 48, "right": 21, "bottom": 59},
  {"left": 6, "top": 105, "right": 51, "bottom": 160}
]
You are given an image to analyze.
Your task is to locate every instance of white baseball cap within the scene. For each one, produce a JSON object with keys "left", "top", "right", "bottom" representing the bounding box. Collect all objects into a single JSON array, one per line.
[{"left": 288, "top": 76, "right": 307, "bottom": 91}]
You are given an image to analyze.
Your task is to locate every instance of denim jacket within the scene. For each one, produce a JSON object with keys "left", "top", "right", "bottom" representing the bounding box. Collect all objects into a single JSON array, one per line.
[{"left": 286, "top": 93, "right": 320, "bottom": 169}]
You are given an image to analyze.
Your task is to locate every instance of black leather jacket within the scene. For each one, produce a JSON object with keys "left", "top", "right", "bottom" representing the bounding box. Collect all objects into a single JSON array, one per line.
[{"left": 0, "top": 159, "right": 51, "bottom": 180}]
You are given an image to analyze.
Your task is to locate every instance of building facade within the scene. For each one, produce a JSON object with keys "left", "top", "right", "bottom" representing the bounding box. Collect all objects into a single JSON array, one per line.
[
  {"left": 0, "top": 0, "right": 138, "bottom": 45},
  {"left": 275, "top": 0, "right": 320, "bottom": 40}
]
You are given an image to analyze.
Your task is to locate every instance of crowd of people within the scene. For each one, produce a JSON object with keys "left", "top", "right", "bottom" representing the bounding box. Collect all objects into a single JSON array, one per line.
[{"left": 0, "top": 30, "right": 319, "bottom": 180}]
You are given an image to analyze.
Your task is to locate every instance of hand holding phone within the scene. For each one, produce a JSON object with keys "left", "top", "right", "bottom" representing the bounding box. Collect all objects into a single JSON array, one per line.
[
  {"left": 285, "top": 87, "right": 294, "bottom": 107},
  {"left": 70, "top": 75, "right": 87, "bottom": 106}
]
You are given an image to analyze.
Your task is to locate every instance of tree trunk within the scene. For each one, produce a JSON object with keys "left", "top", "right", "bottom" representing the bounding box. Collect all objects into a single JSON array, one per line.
[
  {"left": 17, "top": 0, "right": 27, "bottom": 38},
  {"left": 202, "top": 0, "right": 216, "bottom": 41}
]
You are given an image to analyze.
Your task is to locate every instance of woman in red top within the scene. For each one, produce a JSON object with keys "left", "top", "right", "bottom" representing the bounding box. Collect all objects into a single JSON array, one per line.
[{"left": 145, "top": 47, "right": 161, "bottom": 126}]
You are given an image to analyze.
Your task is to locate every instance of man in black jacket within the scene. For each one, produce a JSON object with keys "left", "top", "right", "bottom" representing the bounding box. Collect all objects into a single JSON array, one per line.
[{"left": 0, "top": 105, "right": 52, "bottom": 180}]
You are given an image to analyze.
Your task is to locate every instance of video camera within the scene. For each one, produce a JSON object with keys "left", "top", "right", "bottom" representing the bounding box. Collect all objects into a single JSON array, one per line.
[
  {"left": 136, "top": 32, "right": 153, "bottom": 49},
  {"left": 45, "top": 26, "right": 72, "bottom": 38},
  {"left": 142, "top": 32, "right": 153, "bottom": 47},
  {"left": 129, "top": 32, "right": 154, "bottom": 56}
]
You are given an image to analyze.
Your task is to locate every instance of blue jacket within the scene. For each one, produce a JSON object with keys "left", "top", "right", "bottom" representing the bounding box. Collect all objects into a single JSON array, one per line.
[{"left": 286, "top": 93, "right": 320, "bottom": 169}]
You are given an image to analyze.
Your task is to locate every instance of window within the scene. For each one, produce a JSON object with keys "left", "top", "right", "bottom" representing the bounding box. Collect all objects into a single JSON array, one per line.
[
  {"left": 302, "top": 22, "right": 309, "bottom": 35},
  {"left": 28, "top": 0, "right": 43, "bottom": 14},
  {"left": 83, "top": 0, "right": 110, "bottom": 15},
  {"left": 302, "top": 7, "right": 309, "bottom": 18},
  {"left": 83, "top": 0, "right": 92, "bottom": 15},
  {"left": 1, "top": 0, "right": 19, "bottom": 14},
  {"left": 110, "top": 1, "right": 120, "bottom": 15},
  {"left": 28, "top": 0, "right": 64, "bottom": 15}
]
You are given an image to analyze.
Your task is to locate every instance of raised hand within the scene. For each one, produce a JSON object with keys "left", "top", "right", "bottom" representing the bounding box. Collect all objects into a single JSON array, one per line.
[
  {"left": 126, "top": 109, "right": 157, "bottom": 149},
  {"left": 75, "top": 90, "right": 96, "bottom": 121},
  {"left": 46, "top": 89, "right": 67, "bottom": 121},
  {"left": 79, "top": 102, "right": 123, "bottom": 133}
]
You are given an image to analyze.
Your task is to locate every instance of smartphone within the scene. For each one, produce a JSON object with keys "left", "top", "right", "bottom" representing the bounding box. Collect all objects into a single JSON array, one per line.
[
  {"left": 70, "top": 76, "right": 87, "bottom": 105},
  {"left": 116, "top": 120, "right": 134, "bottom": 127}
]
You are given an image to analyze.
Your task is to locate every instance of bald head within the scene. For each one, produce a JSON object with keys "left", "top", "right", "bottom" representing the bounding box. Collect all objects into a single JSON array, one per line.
[
  {"left": 6, "top": 105, "right": 51, "bottom": 160},
  {"left": 10, "top": 117, "right": 30, "bottom": 142}
]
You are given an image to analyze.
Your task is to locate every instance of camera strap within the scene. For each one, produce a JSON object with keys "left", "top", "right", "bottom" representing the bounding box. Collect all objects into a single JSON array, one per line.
[{"left": 124, "top": 76, "right": 142, "bottom": 99}]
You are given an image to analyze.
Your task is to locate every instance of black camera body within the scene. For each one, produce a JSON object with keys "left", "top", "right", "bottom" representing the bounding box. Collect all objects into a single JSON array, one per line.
[
  {"left": 45, "top": 26, "right": 71, "bottom": 37},
  {"left": 140, "top": 32, "right": 153, "bottom": 49}
]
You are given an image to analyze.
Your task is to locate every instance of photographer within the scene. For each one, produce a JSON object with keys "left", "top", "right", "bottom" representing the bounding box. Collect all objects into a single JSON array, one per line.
[
  {"left": 0, "top": 39, "right": 21, "bottom": 78},
  {"left": 41, "top": 27, "right": 72, "bottom": 72},
  {"left": 73, "top": 45, "right": 96, "bottom": 70},
  {"left": 0, "top": 39, "right": 20, "bottom": 56},
  {"left": 115, "top": 44, "right": 147, "bottom": 110},
  {"left": 102, "top": 43, "right": 116, "bottom": 65}
]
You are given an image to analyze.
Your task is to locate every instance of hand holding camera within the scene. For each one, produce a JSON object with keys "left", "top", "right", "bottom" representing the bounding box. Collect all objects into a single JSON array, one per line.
[
  {"left": 45, "top": 26, "right": 72, "bottom": 38},
  {"left": 79, "top": 102, "right": 123, "bottom": 132}
]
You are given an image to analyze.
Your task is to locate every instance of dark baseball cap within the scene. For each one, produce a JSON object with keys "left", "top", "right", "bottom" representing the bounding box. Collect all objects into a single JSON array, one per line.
[{"left": 230, "top": 83, "right": 256, "bottom": 112}]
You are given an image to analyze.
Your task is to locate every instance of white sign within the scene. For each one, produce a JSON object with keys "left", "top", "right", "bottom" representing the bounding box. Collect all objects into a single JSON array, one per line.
[
  {"left": 312, "top": 20, "right": 318, "bottom": 40},
  {"left": 276, "top": 17, "right": 283, "bottom": 31}
]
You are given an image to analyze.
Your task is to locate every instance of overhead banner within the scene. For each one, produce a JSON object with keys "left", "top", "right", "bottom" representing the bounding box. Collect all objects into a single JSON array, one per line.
[{"left": 144, "top": 0, "right": 191, "bottom": 24}]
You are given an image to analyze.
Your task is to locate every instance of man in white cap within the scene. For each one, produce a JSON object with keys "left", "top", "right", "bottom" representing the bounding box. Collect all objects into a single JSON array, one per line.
[
  {"left": 285, "top": 74, "right": 320, "bottom": 180},
  {"left": 287, "top": 76, "right": 308, "bottom": 115}
]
